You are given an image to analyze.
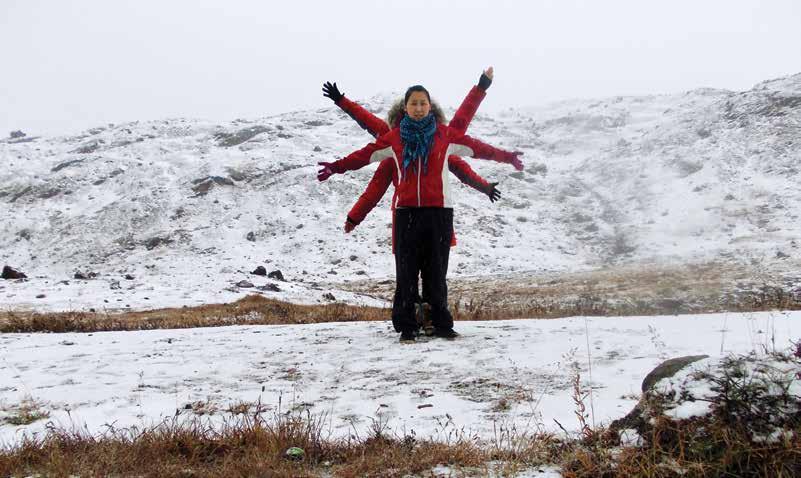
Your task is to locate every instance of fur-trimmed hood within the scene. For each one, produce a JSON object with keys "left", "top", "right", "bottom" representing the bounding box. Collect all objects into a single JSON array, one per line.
[{"left": 386, "top": 98, "right": 447, "bottom": 129}]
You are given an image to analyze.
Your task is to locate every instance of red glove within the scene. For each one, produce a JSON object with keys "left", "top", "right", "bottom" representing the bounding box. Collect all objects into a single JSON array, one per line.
[
  {"left": 506, "top": 151, "right": 524, "bottom": 171},
  {"left": 317, "top": 162, "right": 335, "bottom": 181},
  {"left": 344, "top": 217, "right": 357, "bottom": 233}
]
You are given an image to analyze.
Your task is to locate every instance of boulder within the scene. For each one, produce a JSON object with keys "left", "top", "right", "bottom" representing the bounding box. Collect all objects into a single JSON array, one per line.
[
  {"left": 609, "top": 355, "right": 709, "bottom": 435},
  {"left": 252, "top": 266, "right": 267, "bottom": 276},
  {"left": 74, "top": 271, "right": 98, "bottom": 280},
  {"left": 268, "top": 270, "right": 285, "bottom": 281},
  {"left": 2, "top": 266, "right": 27, "bottom": 279}
]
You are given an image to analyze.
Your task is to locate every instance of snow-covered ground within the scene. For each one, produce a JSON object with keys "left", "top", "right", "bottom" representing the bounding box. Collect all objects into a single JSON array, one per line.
[{"left": 2, "top": 310, "right": 798, "bottom": 447}]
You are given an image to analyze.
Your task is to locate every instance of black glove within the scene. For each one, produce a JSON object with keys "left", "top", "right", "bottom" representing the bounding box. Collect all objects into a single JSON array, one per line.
[
  {"left": 322, "top": 81, "right": 344, "bottom": 103},
  {"left": 478, "top": 72, "right": 492, "bottom": 91},
  {"left": 486, "top": 182, "right": 501, "bottom": 202}
]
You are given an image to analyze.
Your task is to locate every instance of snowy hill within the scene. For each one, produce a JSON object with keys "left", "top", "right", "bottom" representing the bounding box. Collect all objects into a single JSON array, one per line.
[{"left": 2, "top": 73, "right": 801, "bottom": 311}]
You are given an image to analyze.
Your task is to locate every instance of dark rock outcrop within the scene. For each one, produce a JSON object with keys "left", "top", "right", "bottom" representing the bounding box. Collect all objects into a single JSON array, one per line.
[
  {"left": 192, "top": 176, "right": 235, "bottom": 196},
  {"left": 214, "top": 126, "right": 269, "bottom": 147},
  {"left": 268, "top": 270, "right": 285, "bottom": 281},
  {"left": 2, "top": 266, "right": 27, "bottom": 279}
]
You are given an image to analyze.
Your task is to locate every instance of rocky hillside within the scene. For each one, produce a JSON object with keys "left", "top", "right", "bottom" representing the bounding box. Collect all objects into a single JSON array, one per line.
[{"left": 1, "top": 73, "right": 800, "bottom": 311}]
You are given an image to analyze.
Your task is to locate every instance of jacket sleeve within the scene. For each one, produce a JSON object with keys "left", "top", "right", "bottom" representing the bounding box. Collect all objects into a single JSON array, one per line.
[
  {"left": 448, "top": 155, "right": 489, "bottom": 194},
  {"left": 446, "top": 131, "right": 519, "bottom": 167},
  {"left": 337, "top": 97, "right": 391, "bottom": 139},
  {"left": 329, "top": 132, "right": 395, "bottom": 174},
  {"left": 448, "top": 85, "right": 487, "bottom": 136},
  {"left": 347, "top": 159, "right": 394, "bottom": 225}
]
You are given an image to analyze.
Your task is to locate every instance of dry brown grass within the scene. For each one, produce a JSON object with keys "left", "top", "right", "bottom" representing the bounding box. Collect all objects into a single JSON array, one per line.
[
  {"left": 0, "top": 294, "right": 391, "bottom": 334},
  {"left": 4, "top": 408, "right": 799, "bottom": 477},
  {"left": 559, "top": 416, "right": 801, "bottom": 478},
  {"left": 0, "top": 410, "right": 560, "bottom": 478},
  {"left": 3, "top": 279, "right": 800, "bottom": 334}
]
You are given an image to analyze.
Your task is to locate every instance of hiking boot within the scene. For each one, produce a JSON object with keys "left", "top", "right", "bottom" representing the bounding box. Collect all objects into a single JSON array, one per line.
[
  {"left": 433, "top": 327, "right": 459, "bottom": 340},
  {"left": 399, "top": 330, "right": 416, "bottom": 343},
  {"left": 423, "top": 325, "right": 435, "bottom": 337}
]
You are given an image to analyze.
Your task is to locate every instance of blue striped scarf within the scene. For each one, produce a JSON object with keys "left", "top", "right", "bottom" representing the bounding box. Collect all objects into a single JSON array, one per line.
[{"left": 399, "top": 113, "right": 436, "bottom": 177}]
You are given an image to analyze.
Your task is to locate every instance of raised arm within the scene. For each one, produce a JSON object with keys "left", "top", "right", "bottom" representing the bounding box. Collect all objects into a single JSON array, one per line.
[
  {"left": 448, "top": 156, "right": 501, "bottom": 202},
  {"left": 318, "top": 131, "right": 395, "bottom": 181},
  {"left": 448, "top": 67, "right": 494, "bottom": 136},
  {"left": 323, "top": 81, "right": 390, "bottom": 139}
]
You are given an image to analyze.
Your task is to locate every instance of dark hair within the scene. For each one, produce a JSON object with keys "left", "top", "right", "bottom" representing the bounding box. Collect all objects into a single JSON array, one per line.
[{"left": 404, "top": 85, "right": 431, "bottom": 105}]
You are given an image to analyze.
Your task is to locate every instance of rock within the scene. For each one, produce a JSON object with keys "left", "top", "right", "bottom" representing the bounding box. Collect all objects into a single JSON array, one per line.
[
  {"left": 640, "top": 355, "right": 709, "bottom": 393},
  {"left": 124, "top": 274, "right": 135, "bottom": 280},
  {"left": 776, "top": 251, "right": 790, "bottom": 259},
  {"left": 70, "top": 141, "right": 100, "bottom": 154},
  {"left": 237, "top": 280, "right": 254, "bottom": 288},
  {"left": 349, "top": 255, "right": 358, "bottom": 261},
  {"left": 252, "top": 266, "right": 267, "bottom": 276},
  {"left": 2, "top": 265, "right": 27, "bottom": 279},
  {"left": 74, "top": 271, "right": 98, "bottom": 280},
  {"left": 313, "top": 145, "right": 323, "bottom": 152},
  {"left": 609, "top": 355, "right": 709, "bottom": 435},
  {"left": 323, "top": 292, "right": 336, "bottom": 301},
  {"left": 110, "top": 280, "right": 121, "bottom": 290},
  {"left": 214, "top": 126, "right": 269, "bottom": 147},
  {"left": 36, "top": 294, "right": 46, "bottom": 299},
  {"left": 258, "top": 283, "right": 281, "bottom": 292},
  {"left": 191, "top": 176, "right": 235, "bottom": 196},
  {"left": 144, "top": 236, "right": 173, "bottom": 250},
  {"left": 268, "top": 270, "right": 285, "bottom": 281},
  {"left": 51, "top": 159, "right": 86, "bottom": 172},
  {"left": 9, "top": 130, "right": 25, "bottom": 139},
  {"left": 246, "top": 231, "right": 256, "bottom": 242}
]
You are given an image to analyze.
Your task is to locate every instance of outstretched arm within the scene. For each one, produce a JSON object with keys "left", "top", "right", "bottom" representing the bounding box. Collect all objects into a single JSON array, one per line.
[
  {"left": 449, "top": 67, "right": 494, "bottom": 136},
  {"left": 446, "top": 128, "right": 524, "bottom": 171},
  {"left": 447, "top": 132, "right": 524, "bottom": 171},
  {"left": 323, "top": 81, "right": 390, "bottom": 139},
  {"left": 318, "top": 131, "right": 395, "bottom": 181},
  {"left": 448, "top": 155, "right": 501, "bottom": 202},
  {"left": 345, "top": 159, "right": 394, "bottom": 232}
]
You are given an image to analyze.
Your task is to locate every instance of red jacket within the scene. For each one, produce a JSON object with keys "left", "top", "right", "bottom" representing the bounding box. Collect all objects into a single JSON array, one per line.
[
  {"left": 347, "top": 155, "right": 490, "bottom": 250},
  {"left": 336, "top": 86, "right": 497, "bottom": 248},
  {"left": 336, "top": 124, "right": 507, "bottom": 208},
  {"left": 335, "top": 89, "right": 493, "bottom": 197}
]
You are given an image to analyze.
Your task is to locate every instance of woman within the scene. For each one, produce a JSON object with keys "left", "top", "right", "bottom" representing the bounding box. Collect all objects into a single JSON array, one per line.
[
  {"left": 320, "top": 73, "right": 506, "bottom": 336},
  {"left": 329, "top": 73, "right": 524, "bottom": 343},
  {"left": 318, "top": 73, "right": 505, "bottom": 243}
]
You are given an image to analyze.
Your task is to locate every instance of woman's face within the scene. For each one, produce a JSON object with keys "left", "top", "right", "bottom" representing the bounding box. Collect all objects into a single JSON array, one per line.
[{"left": 405, "top": 91, "right": 431, "bottom": 121}]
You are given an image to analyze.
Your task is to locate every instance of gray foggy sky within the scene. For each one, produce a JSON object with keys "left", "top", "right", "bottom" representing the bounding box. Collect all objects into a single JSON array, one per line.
[{"left": 2, "top": 0, "right": 800, "bottom": 136}]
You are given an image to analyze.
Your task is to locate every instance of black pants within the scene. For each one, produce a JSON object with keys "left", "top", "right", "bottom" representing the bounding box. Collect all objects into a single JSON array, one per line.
[{"left": 392, "top": 208, "right": 454, "bottom": 333}]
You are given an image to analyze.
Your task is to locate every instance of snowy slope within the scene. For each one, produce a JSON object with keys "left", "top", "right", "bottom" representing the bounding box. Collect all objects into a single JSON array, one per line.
[{"left": 1, "top": 74, "right": 801, "bottom": 311}]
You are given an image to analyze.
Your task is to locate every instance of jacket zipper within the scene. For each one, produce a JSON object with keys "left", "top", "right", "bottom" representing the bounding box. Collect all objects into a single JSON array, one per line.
[{"left": 417, "top": 157, "right": 421, "bottom": 207}]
